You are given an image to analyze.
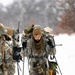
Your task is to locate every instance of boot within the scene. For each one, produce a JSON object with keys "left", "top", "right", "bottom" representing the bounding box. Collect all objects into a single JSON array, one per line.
[
  {"left": 53, "top": 71, "right": 56, "bottom": 75},
  {"left": 49, "top": 70, "right": 53, "bottom": 75}
]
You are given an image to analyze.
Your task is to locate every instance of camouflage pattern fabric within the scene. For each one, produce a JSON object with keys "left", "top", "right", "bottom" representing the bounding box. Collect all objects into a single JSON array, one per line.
[
  {"left": 0, "top": 35, "right": 15, "bottom": 75},
  {"left": 4, "top": 41, "right": 15, "bottom": 75}
]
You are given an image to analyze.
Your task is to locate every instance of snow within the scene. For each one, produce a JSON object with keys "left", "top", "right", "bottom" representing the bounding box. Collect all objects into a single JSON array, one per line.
[
  {"left": 14, "top": 57, "right": 29, "bottom": 75},
  {"left": 14, "top": 34, "right": 75, "bottom": 75}
]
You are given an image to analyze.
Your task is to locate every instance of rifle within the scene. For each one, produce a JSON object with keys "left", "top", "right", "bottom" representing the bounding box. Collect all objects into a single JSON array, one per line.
[
  {"left": 12, "top": 21, "right": 22, "bottom": 60},
  {"left": 12, "top": 21, "right": 22, "bottom": 75},
  {"left": 17, "top": 20, "right": 20, "bottom": 42}
]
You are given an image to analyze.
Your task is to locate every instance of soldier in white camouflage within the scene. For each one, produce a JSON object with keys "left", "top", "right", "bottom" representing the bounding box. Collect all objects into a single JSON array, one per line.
[
  {"left": 0, "top": 23, "right": 15, "bottom": 75},
  {"left": 21, "top": 25, "right": 56, "bottom": 75}
]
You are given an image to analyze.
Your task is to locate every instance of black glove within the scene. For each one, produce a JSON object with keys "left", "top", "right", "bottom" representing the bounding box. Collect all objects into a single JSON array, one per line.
[
  {"left": 50, "top": 55, "right": 55, "bottom": 60},
  {"left": 13, "top": 46, "right": 21, "bottom": 53},
  {"left": 13, "top": 53, "right": 22, "bottom": 62},
  {"left": 13, "top": 46, "right": 22, "bottom": 62},
  {"left": 22, "top": 41, "right": 27, "bottom": 50},
  {"left": 47, "top": 39, "right": 54, "bottom": 48}
]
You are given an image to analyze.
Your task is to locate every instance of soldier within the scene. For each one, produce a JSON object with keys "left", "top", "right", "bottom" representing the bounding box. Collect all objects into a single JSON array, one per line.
[
  {"left": 21, "top": 25, "right": 56, "bottom": 75},
  {"left": 0, "top": 23, "right": 15, "bottom": 75}
]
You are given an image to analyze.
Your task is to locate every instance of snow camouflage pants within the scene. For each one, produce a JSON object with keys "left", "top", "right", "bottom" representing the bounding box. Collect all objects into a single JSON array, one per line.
[{"left": 28, "top": 57, "right": 50, "bottom": 75}]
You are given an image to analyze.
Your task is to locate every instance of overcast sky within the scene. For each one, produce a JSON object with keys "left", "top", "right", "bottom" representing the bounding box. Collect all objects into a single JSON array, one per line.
[{"left": 0, "top": 0, "right": 14, "bottom": 6}]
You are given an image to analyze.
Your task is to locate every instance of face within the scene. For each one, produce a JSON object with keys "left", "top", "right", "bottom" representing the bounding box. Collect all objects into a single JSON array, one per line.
[{"left": 33, "top": 35, "right": 42, "bottom": 41}]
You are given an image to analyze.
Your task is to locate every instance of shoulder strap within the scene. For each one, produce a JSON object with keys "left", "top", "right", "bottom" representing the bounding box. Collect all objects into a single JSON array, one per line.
[
  {"left": 43, "top": 37, "right": 47, "bottom": 51},
  {"left": 1, "top": 38, "right": 6, "bottom": 73},
  {"left": 29, "top": 37, "right": 33, "bottom": 56}
]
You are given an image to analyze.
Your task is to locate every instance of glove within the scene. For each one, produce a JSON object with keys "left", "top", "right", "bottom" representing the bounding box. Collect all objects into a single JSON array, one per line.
[
  {"left": 50, "top": 45, "right": 54, "bottom": 48},
  {"left": 13, "top": 53, "right": 22, "bottom": 62},
  {"left": 50, "top": 55, "right": 55, "bottom": 60},
  {"left": 22, "top": 42, "right": 27, "bottom": 50},
  {"left": 13, "top": 46, "right": 21, "bottom": 53},
  {"left": 47, "top": 39, "right": 54, "bottom": 48}
]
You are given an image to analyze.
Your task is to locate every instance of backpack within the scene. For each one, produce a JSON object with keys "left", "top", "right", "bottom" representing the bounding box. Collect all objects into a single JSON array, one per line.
[{"left": 22, "top": 25, "right": 55, "bottom": 50}]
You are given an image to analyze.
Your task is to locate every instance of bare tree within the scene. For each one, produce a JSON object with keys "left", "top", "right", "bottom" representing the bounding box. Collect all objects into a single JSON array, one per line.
[{"left": 57, "top": 9, "right": 75, "bottom": 34}]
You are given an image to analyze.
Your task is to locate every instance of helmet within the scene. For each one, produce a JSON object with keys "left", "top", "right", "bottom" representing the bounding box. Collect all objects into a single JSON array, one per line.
[
  {"left": 34, "top": 25, "right": 42, "bottom": 30},
  {"left": 32, "top": 24, "right": 43, "bottom": 37}
]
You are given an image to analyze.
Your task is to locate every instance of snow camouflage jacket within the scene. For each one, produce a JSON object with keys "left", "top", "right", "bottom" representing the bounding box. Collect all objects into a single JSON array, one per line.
[
  {"left": 0, "top": 24, "right": 15, "bottom": 75},
  {"left": 25, "top": 35, "right": 56, "bottom": 57}
]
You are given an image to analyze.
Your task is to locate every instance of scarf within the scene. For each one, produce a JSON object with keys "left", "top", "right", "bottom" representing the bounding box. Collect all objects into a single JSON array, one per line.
[{"left": 32, "top": 37, "right": 44, "bottom": 54}]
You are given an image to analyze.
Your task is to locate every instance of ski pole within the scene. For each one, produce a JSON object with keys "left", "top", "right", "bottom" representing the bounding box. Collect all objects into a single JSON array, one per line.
[
  {"left": 17, "top": 62, "right": 20, "bottom": 75},
  {"left": 22, "top": 53, "right": 25, "bottom": 75},
  {"left": 55, "top": 56, "right": 62, "bottom": 75}
]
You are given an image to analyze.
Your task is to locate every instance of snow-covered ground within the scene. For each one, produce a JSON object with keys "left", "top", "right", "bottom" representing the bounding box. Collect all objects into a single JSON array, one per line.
[
  {"left": 14, "top": 34, "right": 75, "bottom": 75},
  {"left": 55, "top": 34, "right": 75, "bottom": 75}
]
